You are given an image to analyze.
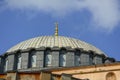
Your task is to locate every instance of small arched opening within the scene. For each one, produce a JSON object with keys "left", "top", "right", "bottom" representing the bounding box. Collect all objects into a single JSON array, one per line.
[
  {"left": 106, "top": 72, "right": 116, "bottom": 80},
  {"left": 59, "top": 48, "right": 67, "bottom": 67}
]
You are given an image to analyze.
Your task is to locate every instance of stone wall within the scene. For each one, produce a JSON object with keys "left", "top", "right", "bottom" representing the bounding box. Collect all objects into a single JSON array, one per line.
[
  {"left": 0, "top": 57, "right": 2, "bottom": 73},
  {"left": 6, "top": 72, "right": 17, "bottom": 80},
  {"left": 0, "top": 63, "right": 120, "bottom": 80},
  {"left": 7, "top": 54, "right": 15, "bottom": 71},
  {"left": 36, "top": 51, "right": 44, "bottom": 68},
  {"left": 52, "top": 63, "right": 120, "bottom": 80},
  {"left": 19, "top": 73, "right": 40, "bottom": 80},
  {"left": 66, "top": 51, "right": 74, "bottom": 67},
  {"left": 21, "top": 52, "right": 29, "bottom": 69},
  {"left": 52, "top": 51, "right": 59, "bottom": 67}
]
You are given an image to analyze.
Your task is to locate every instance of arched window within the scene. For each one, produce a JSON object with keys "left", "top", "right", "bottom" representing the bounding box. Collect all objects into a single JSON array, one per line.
[
  {"left": 94, "top": 55, "right": 102, "bottom": 64},
  {"left": 45, "top": 49, "right": 52, "bottom": 67},
  {"left": 59, "top": 49, "right": 66, "bottom": 67},
  {"left": 5, "top": 58, "right": 8, "bottom": 71},
  {"left": 89, "top": 51, "right": 94, "bottom": 65},
  {"left": 30, "top": 51, "right": 37, "bottom": 67},
  {"left": 17, "top": 54, "right": 22, "bottom": 69},
  {"left": 75, "top": 50, "right": 81, "bottom": 66},
  {"left": 106, "top": 72, "right": 116, "bottom": 80}
]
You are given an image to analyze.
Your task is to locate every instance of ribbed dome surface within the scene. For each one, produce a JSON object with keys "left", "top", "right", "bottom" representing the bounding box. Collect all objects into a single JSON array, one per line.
[{"left": 7, "top": 36, "right": 104, "bottom": 54}]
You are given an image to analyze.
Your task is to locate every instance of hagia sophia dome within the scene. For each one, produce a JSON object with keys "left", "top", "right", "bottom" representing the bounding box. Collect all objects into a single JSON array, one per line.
[
  {"left": 0, "top": 23, "right": 115, "bottom": 74},
  {"left": 7, "top": 36, "right": 104, "bottom": 55}
]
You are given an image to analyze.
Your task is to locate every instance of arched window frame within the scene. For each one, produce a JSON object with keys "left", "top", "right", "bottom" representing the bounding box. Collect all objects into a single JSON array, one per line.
[
  {"left": 106, "top": 72, "right": 116, "bottom": 80},
  {"left": 44, "top": 49, "right": 52, "bottom": 67},
  {"left": 94, "top": 54, "right": 103, "bottom": 64},
  {"left": 89, "top": 51, "right": 94, "bottom": 65},
  {"left": 59, "top": 49, "right": 67, "bottom": 67},
  {"left": 30, "top": 50, "right": 37, "bottom": 68},
  {"left": 74, "top": 50, "right": 81, "bottom": 66},
  {"left": 17, "top": 53, "right": 22, "bottom": 69},
  {"left": 5, "top": 57, "right": 8, "bottom": 71}
]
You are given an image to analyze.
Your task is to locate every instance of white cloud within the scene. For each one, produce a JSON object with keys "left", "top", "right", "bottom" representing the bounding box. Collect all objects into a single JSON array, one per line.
[
  {"left": 85, "top": 0, "right": 120, "bottom": 32},
  {"left": 1, "top": 0, "right": 120, "bottom": 32}
]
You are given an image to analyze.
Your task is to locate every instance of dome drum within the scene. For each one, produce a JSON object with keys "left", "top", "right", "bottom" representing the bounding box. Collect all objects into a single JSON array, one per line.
[{"left": 0, "top": 47, "right": 114, "bottom": 73}]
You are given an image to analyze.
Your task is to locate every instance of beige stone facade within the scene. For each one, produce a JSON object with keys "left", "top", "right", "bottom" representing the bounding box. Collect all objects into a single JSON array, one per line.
[
  {"left": 50, "top": 62, "right": 120, "bottom": 80},
  {"left": 1, "top": 62, "right": 120, "bottom": 80}
]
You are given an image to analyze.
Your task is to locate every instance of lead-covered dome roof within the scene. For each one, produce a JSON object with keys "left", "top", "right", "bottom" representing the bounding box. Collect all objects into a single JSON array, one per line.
[{"left": 7, "top": 36, "right": 105, "bottom": 55}]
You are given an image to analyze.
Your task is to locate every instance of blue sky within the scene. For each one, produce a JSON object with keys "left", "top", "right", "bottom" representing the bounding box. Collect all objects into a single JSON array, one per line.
[{"left": 0, "top": 0, "right": 120, "bottom": 61}]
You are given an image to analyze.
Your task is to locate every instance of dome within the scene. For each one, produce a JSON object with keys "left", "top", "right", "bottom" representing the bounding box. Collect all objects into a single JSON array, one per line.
[
  {"left": 7, "top": 36, "right": 104, "bottom": 55},
  {"left": 0, "top": 23, "right": 115, "bottom": 76}
]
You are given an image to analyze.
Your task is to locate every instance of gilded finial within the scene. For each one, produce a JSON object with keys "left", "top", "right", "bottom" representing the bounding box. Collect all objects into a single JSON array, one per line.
[{"left": 55, "top": 22, "right": 58, "bottom": 36}]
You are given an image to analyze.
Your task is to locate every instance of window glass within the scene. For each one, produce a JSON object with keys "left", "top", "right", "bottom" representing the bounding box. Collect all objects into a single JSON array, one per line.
[
  {"left": 17, "top": 55, "right": 22, "bottom": 69},
  {"left": 45, "top": 49, "right": 52, "bottom": 67},
  {"left": 31, "top": 54, "right": 37, "bottom": 67},
  {"left": 59, "top": 50, "right": 66, "bottom": 67},
  {"left": 95, "top": 56, "right": 102, "bottom": 64},
  {"left": 89, "top": 53, "right": 94, "bottom": 65},
  {"left": 5, "top": 59, "right": 8, "bottom": 71},
  {"left": 75, "top": 51, "right": 80, "bottom": 66}
]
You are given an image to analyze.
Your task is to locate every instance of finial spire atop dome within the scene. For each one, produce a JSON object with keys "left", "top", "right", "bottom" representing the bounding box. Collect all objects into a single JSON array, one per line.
[{"left": 55, "top": 22, "right": 58, "bottom": 36}]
